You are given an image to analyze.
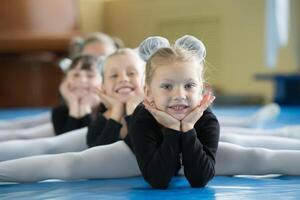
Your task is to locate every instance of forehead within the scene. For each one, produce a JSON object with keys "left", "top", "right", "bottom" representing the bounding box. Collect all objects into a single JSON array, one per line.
[
  {"left": 69, "top": 61, "right": 98, "bottom": 72},
  {"left": 82, "top": 42, "right": 114, "bottom": 56},
  {"left": 153, "top": 60, "right": 202, "bottom": 81},
  {"left": 104, "top": 53, "right": 142, "bottom": 72}
]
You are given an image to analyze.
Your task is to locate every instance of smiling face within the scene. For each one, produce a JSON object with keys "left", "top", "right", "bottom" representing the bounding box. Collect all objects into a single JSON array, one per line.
[
  {"left": 102, "top": 51, "right": 145, "bottom": 103},
  {"left": 146, "top": 59, "right": 203, "bottom": 120},
  {"left": 65, "top": 62, "right": 102, "bottom": 98}
]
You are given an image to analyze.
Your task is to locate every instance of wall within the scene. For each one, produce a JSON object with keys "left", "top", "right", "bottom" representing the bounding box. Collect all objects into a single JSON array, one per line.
[{"left": 79, "top": 0, "right": 298, "bottom": 102}]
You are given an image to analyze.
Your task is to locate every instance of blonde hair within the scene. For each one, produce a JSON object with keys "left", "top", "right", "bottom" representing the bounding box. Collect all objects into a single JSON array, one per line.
[
  {"left": 69, "top": 32, "right": 118, "bottom": 58},
  {"left": 145, "top": 46, "right": 204, "bottom": 85},
  {"left": 101, "top": 48, "right": 145, "bottom": 79},
  {"left": 138, "top": 35, "right": 206, "bottom": 85}
]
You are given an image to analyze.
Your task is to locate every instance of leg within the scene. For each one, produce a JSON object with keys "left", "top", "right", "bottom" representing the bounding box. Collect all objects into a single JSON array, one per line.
[
  {"left": 215, "top": 142, "right": 300, "bottom": 175},
  {"left": 218, "top": 103, "right": 280, "bottom": 127},
  {"left": 0, "top": 127, "right": 88, "bottom": 162},
  {"left": 0, "top": 112, "right": 51, "bottom": 130},
  {"left": 0, "top": 141, "right": 140, "bottom": 182},
  {"left": 221, "top": 126, "right": 300, "bottom": 140},
  {"left": 0, "top": 123, "right": 55, "bottom": 142},
  {"left": 220, "top": 132, "right": 300, "bottom": 150}
]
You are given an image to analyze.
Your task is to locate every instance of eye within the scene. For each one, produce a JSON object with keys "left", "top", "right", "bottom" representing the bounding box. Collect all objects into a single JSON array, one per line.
[
  {"left": 160, "top": 83, "right": 173, "bottom": 90},
  {"left": 110, "top": 74, "right": 118, "bottom": 78},
  {"left": 128, "top": 71, "right": 136, "bottom": 76},
  {"left": 87, "top": 73, "right": 96, "bottom": 79},
  {"left": 72, "top": 72, "right": 80, "bottom": 78},
  {"left": 185, "top": 82, "right": 196, "bottom": 90}
]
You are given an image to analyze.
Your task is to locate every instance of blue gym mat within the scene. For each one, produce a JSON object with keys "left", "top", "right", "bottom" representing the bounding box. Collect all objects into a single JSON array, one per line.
[{"left": 0, "top": 106, "right": 300, "bottom": 199}]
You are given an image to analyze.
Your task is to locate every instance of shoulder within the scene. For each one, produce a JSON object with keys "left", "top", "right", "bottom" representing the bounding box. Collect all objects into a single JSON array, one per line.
[
  {"left": 131, "top": 103, "right": 157, "bottom": 125},
  {"left": 51, "top": 104, "right": 69, "bottom": 117},
  {"left": 132, "top": 103, "right": 154, "bottom": 121},
  {"left": 195, "top": 107, "right": 219, "bottom": 129}
]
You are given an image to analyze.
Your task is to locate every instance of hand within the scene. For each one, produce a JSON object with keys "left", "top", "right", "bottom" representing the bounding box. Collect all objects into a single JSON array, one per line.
[
  {"left": 181, "top": 93, "right": 215, "bottom": 132},
  {"left": 96, "top": 88, "right": 124, "bottom": 122},
  {"left": 79, "top": 88, "right": 101, "bottom": 116},
  {"left": 81, "top": 87, "right": 101, "bottom": 108},
  {"left": 126, "top": 87, "right": 144, "bottom": 115},
  {"left": 59, "top": 80, "right": 79, "bottom": 106},
  {"left": 143, "top": 99, "right": 180, "bottom": 131},
  {"left": 59, "top": 80, "right": 81, "bottom": 118}
]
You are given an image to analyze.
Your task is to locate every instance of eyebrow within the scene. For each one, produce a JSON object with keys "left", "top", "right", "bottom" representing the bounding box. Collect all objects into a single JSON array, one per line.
[
  {"left": 160, "top": 78, "right": 197, "bottom": 82},
  {"left": 184, "top": 78, "right": 197, "bottom": 82},
  {"left": 160, "top": 79, "right": 175, "bottom": 83}
]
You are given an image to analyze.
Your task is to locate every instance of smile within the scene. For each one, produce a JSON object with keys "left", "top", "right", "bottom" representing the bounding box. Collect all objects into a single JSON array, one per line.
[
  {"left": 115, "top": 86, "right": 134, "bottom": 94},
  {"left": 168, "top": 104, "right": 189, "bottom": 112}
]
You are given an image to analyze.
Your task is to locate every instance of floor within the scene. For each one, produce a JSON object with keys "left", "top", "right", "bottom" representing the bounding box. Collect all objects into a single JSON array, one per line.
[{"left": 0, "top": 105, "right": 299, "bottom": 199}]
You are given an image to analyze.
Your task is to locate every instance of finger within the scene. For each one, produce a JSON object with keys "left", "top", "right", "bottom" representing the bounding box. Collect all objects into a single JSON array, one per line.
[
  {"left": 198, "top": 94, "right": 214, "bottom": 111},
  {"left": 199, "top": 93, "right": 211, "bottom": 106}
]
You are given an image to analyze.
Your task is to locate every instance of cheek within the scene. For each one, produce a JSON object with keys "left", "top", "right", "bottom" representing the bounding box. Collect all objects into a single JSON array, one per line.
[
  {"left": 152, "top": 94, "right": 168, "bottom": 109},
  {"left": 190, "top": 92, "right": 202, "bottom": 106},
  {"left": 90, "top": 79, "right": 102, "bottom": 87}
]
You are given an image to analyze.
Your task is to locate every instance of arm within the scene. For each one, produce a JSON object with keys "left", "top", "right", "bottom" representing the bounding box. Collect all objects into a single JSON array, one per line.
[
  {"left": 130, "top": 106, "right": 181, "bottom": 189},
  {"left": 52, "top": 105, "right": 92, "bottom": 135},
  {"left": 181, "top": 109, "right": 220, "bottom": 187},
  {"left": 86, "top": 114, "right": 123, "bottom": 147}
]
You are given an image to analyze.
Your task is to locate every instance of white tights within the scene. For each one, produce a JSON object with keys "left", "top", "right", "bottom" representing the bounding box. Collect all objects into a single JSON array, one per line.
[
  {"left": 0, "top": 112, "right": 50, "bottom": 130},
  {"left": 0, "top": 123, "right": 55, "bottom": 142},
  {"left": 0, "top": 127, "right": 88, "bottom": 162},
  {"left": 0, "top": 141, "right": 299, "bottom": 183},
  {"left": 0, "top": 125, "right": 299, "bottom": 162}
]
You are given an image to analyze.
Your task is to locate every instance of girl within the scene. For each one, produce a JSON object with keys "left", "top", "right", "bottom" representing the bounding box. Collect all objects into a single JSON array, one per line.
[
  {"left": 0, "top": 48, "right": 145, "bottom": 162},
  {"left": 0, "top": 32, "right": 117, "bottom": 131},
  {"left": 0, "top": 36, "right": 300, "bottom": 186},
  {"left": 130, "top": 35, "right": 219, "bottom": 188},
  {"left": 131, "top": 36, "right": 300, "bottom": 188},
  {"left": 0, "top": 55, "right": 102, "bottom": 142}
]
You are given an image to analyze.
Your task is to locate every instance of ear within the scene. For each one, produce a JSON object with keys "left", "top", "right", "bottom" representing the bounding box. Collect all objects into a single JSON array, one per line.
[{"left": 144, "top": 85, "right": 153, "bottom": 102}]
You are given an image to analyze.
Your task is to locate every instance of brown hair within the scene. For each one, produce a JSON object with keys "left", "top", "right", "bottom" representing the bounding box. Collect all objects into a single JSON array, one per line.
[{"left": 67, "top": 54, "right": 99, "bottom": 73}]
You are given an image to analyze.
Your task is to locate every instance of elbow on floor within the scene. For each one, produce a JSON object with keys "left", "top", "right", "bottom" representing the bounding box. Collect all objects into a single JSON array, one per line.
[
  {"left": 147, "top": 179, "right": 170, "bottom": 189},
  {"left": 189, "top": 179, "right": 209, "bottom": 188},
  {"left": 188, "top": 172, "right": 215, "bottom": 188}
]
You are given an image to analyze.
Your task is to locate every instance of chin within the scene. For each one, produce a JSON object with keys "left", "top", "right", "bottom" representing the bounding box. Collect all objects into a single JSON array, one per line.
[
  {"left": 171, "top": 113, "right": 186, "bottom": 121},
  {"left": 117, "top": 95, "right": 130, "bottom": 103}
]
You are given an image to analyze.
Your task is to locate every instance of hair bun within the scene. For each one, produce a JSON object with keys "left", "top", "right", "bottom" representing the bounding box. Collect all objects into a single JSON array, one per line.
[
  {"left": 59, "top": 58, "right": 72, "bottom": 73},
  {"left": 175, "top": 35, "right": 206, "bottom": 61},
  {"left": 138, "top": 36, "right": 170, "bottom": 61}
]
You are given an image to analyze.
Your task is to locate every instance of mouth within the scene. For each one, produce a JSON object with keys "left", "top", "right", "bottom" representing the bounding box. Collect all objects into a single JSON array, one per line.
[
  {"left": 168, "top": 104, "right": 189, "bottom": 112},
  {"left": 115, "top": 86, "right": 134, "bottom": 95},
  {"left": 73, "top": 87, "right": 88, "bottom": 92}
]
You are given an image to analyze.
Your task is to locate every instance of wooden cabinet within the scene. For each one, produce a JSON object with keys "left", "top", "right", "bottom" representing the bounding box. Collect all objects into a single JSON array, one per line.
[{"left": 0, "top": 0, "right": 80, "bottom": 107}]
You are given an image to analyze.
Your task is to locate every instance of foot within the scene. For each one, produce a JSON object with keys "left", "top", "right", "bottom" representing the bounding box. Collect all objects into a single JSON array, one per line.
[
  {"left": 278, "top": 125, "right": 300, "bottom": 139},
  {"left": 250, "top": 103, "right": 280, "bottom": 127}
]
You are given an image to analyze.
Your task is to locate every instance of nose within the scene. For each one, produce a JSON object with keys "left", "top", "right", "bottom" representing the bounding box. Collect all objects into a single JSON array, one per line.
[
  {"left": 118, "top": 71, "right": 129, "bottom": 83},
  {"left": 78, "top": 75, "right": 88, "bottom": 84},
  {"left": 173, "top": 86, "right": 186, "bottom": 101}
]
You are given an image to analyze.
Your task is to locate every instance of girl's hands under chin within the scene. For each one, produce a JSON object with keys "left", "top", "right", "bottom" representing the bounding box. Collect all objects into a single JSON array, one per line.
[
  {"left": 95, "top": 87, "right": 124, "bottom": 122},
  {"left": 59, "top": 80, "right": 79, "bottom": 106},
  {"left": 79, "top": 87, "right": 101, "bottom": 116},
  {"left": 143, "top": 99, "right": 181, "bottom": 131},
  {"left": 126, "top": 87, "right": 144, "bottom": 115},
  {"left": 181, "top": 93, "right": 215, "bottom": 132}
]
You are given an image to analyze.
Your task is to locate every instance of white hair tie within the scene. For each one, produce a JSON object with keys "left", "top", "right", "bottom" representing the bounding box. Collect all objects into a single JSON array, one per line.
[
  {"left": 138, "top": 36, "right": 170, "bottom": 61},
  {"left": 175, "top": 35, "right": 206, "bottom": 62}
]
